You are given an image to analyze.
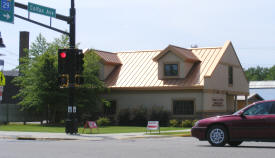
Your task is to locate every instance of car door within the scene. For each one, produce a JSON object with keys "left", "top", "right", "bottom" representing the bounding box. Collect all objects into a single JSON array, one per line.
[
  {"left": 230, "top": 102, "right": 271, "bottom": 139},
  {"left": 264, "top": 102, "right": 275, "bottom": 139}
]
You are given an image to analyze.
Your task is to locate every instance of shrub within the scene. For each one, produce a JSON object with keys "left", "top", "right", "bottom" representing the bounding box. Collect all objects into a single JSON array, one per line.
[
  {"left": 169, "top": 119, "right": 179, "bottom": 127},
  {"left": 117, "top": 108, "right": 131, "bottom": 126},
  {"left": 131, "top": 106, "right": 147, "bottom": 126},
  {"left": 96, "top": 117, "right": 110, "bottom": 127},
  {"left": 181, "top": 120, "right": 193, "bottom": 128},
  {"left": 149, "top": 106, "right": 171, "bottom": 126}
]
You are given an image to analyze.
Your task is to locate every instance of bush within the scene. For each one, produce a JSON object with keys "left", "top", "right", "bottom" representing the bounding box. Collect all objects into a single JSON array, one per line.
[
  {"left": 169, "top": 119, "right": 179, "bottom": 127},
  {"left": 96, "top": 117, "right": 110, "bottom": 127},
  {"left": 192, "top": 120, "right": 198, "bottom": 127},
  {"left": 117, "top": 108, "right": 131, "bottom": 126},
  {"left": 149, "top": 106, "right": 171, "bottom": 126},
  {"left": 181, "top": 120, "right": 193, "bottom": 128},
  {"left": 131, "top": 106, "right": 147, "bottom": 126}
]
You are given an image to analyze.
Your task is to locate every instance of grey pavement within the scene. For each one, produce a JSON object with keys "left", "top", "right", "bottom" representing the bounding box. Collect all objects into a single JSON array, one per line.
[{"left": 0, "top": 129, "right": 191, "bottom": 141}]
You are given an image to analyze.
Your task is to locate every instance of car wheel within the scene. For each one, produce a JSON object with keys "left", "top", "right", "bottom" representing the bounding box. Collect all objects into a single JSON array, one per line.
[
  {"left": 228, "top": 141, "right": 242, "bottom": 147},
  {"left": 207, "top": 125, "right": 228, "bottom": 147}
]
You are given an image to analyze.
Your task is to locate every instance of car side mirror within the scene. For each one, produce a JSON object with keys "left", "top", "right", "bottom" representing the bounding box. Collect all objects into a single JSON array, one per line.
[{"left": 239, "top": 111, "right": 246, "bottom": 118}]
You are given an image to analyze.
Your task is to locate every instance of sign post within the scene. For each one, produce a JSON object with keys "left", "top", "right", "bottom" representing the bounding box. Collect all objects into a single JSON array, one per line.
[{"left": 0, "top": 0, "right": 14, "bottom": 23}]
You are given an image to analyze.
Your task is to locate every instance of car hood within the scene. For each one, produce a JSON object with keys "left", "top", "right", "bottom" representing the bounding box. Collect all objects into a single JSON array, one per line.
[{"left": 198, "top": 114, "right": 237, "bottom": 124}]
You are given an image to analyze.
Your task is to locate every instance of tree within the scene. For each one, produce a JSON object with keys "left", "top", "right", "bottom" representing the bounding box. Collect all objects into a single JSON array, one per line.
[
  {"left": 13, "top": 34, "right": 104, "bottom": 124},
  {"left": 245, "top": 65, "right": 275, "bottom": 81}
]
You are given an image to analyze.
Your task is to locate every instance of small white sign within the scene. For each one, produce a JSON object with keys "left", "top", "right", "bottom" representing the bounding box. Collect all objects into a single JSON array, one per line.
[
  {"left": 147, "top": 121, "right": 160, "bottom": 131},
  {"left": 73, "top": 106, "right": 76, "bottom": 113},
  {"left": 68, "top": 106, "right": 72, "bottom": 113}
]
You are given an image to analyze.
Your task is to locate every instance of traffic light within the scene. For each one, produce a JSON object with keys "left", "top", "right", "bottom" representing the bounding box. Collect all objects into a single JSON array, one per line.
[
  {"left": 58, "top": 49, "right": 73, "bottom": 74},
  {"left": 76, "top": 50, "right": 84, "bottom": 74},
  {"left": 58, "top": 74, "right": 69, "bottom": 88},
  {"left": 75, "top": 74, "right": 84, "bottom": 87}
]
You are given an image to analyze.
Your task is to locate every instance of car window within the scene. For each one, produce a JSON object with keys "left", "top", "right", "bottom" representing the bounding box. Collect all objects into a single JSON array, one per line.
[
  {"left": 270, "top": 102, "right": 275, "bottom": 114},
  {"left": 243, "top": 102, "right": 272, "bottom": 116}
]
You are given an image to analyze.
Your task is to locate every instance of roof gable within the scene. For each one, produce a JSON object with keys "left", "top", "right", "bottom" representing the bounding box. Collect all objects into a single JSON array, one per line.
[{"left": 153, "top": 45, "right": 200, "bottom": 62}]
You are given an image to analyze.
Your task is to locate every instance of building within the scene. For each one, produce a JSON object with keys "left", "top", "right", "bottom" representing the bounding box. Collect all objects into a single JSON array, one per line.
[
  {"left": 249, "top": 81, "right": 275, "bottom": 100},
  {"left": 237, "top": 93, "right": 264, "bottom": 110},
  {"left": 92, "top": 41, "right": 249, "bottom": 119}
]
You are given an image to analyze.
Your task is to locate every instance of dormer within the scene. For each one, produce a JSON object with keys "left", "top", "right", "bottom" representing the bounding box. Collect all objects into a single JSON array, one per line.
[
  {"left": 93, "top": 50, "right": 122, "bottom": 81},
  {"left": 153, "top": 45, "right": 200, "bottom": 80}
]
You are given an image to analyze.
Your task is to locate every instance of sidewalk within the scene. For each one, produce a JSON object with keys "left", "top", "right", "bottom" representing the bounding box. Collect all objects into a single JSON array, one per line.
[{"left": 0, "top": 129, "right": 191, "bottom": 141}]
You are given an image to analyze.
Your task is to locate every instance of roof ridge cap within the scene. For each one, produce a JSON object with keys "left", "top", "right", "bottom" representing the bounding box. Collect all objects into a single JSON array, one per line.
[
  {"left": 190, "top": 46, "right": 223, "bottom": 50},
  {"left": 116, "top": 50, "right": 162, "bottom": 53},
  {"left": 169, "top": 44, "right": 191, "bottom": 51}
]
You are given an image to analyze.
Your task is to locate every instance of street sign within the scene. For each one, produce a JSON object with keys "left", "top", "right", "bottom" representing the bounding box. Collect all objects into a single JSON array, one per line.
[
  {"left": 0, "top": 0, "right": 14, "bottom": 24},
  {"left": 28, "top": 2, "right": 56, "bottom": 18}
]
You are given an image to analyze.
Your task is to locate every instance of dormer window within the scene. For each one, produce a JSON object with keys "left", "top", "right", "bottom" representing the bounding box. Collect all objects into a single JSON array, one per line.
[{"left": 164, "top": 64, "right": 179, "bottom": 76}]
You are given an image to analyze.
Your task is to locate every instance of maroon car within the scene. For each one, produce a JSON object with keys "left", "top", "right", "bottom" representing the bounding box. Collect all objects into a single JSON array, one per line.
[{"left": 191, "top": 100, "right": 275, "bottom": 147}]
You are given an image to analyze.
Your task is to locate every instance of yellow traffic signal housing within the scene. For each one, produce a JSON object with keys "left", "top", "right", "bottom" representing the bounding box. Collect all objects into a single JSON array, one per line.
[{"left": 59, "top": 74, "right": 69, "bottom": 88}]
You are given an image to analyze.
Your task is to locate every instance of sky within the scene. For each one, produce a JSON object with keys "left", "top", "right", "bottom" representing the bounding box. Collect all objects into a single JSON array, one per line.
[{"left": 1, "top": 0, "right": 275, "bottom": 70}]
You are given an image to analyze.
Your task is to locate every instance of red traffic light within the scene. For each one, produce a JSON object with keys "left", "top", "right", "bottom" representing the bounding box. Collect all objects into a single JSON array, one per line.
[{"left": 60, "top": 52, "right": 67, "bottom": 58}]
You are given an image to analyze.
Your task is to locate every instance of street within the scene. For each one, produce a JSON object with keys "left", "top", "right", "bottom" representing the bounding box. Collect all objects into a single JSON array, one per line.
[{"left": 1, "top": 137, "right": 275, "bottom": 158}]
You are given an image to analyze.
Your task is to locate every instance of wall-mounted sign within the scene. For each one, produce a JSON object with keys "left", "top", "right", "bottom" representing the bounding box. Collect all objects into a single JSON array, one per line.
[{"left": 212, "top": 97, "right": 224, "bottom": 106}]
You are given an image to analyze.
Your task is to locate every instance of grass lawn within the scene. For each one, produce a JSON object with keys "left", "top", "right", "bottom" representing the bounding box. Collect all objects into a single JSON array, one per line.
[{"left": 0, "top": 124, "right": 190, "bottom": 134}]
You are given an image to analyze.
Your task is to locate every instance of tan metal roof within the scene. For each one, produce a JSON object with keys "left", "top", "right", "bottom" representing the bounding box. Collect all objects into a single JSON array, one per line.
[
  {"left": 99, "top": 41, "right": 230, "bottom": 89},
  {"left": 94, "top": 50, "right": 122, "bottom": 65}
]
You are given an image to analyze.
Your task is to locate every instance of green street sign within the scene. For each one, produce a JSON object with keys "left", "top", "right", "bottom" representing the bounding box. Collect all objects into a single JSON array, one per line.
[
  {"left": 28, "top": 2, "right": 56, "bottom": 18},
  {"left": 0, "top": 0, "right": 14, "bottom": 24}
]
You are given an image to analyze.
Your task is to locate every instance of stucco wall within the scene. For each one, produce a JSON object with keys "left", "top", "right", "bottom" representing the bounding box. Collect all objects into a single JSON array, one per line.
[
  {"left": 98, "top": 63, "right": 116, "bottom": 80},
  {"left": 102, "top": 90, "right": 203, "bottom": 115},
  {"left": 158, "top": 52, "right": 193, "bottom": 79},
  {"left": 204, "top": 44, "right": 249, "bottom": 94},
  {"left": 203, "top": 92, "right": 227, "bottom": 112}
]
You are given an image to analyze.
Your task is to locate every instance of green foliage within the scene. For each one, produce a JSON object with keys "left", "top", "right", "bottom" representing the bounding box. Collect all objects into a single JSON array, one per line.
[
  {"left": 169, "top": 119, "right": 179, "bottom": 127},
  {"left": 13, "top": 34, "right": 104, "bottom": 124},
  {"left": 245, "top": 65, "right": 275, "bottom": 81},
  {"left": 117, "top": 109, "right": 131, "bottom": 126},
  {"left": 96, "top": 117, "right": 110, "bottom": 127},
  {"left": 181, "top": 120, "right": 193, "bottom": 128},
  {"left": 149, "top": 106, "right": 171, "bottom": 126}
]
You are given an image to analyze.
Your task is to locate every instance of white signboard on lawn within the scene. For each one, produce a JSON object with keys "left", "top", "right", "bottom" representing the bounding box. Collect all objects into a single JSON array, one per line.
[{"left": 146, "top": 121, "right": 160, "bottom": 133}]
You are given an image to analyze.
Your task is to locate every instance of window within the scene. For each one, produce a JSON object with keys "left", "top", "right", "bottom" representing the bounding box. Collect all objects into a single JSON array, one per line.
[
  {"left": 103, "top": 100, "right": 117, "bottom": 115},
  {"left": 243, "top": 102, "right": 272, "bottom": 115},
  {"left": 228, "top": 66, "right": 233, "bottom": 85},
  {"left": 164, "top": 64, "right": 178, "bottom": 76},
  {"left": 173, "top": 100, "right": 194, "bottom": 115}
]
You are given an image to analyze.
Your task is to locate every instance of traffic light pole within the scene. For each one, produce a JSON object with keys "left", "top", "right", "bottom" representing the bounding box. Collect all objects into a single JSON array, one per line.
[
  {"left": 13, "top": 0, "right": 78, "bottom": 134},
  {"left": 66, "top": 0, "right": 78, "bottom": 134}
]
